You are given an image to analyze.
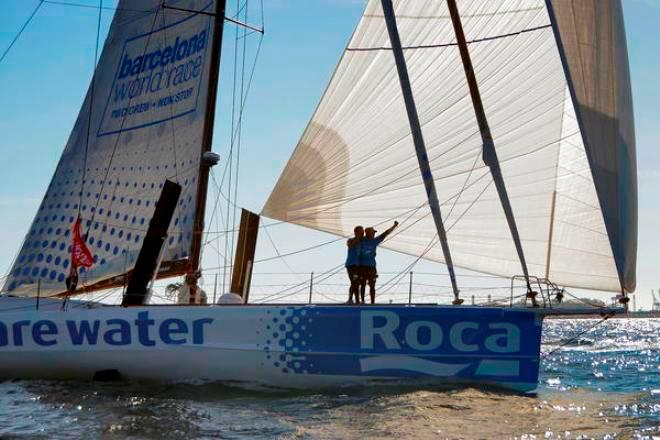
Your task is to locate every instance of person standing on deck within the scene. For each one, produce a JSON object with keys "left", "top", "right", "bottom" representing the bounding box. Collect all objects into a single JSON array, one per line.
[
  {"left": 345, "top": 225, "right": 364, "bottom": 304},
  {"left": 360, "top": 221, "right": 398, "bottom": 304}
]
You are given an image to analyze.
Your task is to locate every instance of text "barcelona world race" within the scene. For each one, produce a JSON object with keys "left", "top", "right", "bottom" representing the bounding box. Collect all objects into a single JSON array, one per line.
[{"left": 113, "top": 29, "right": 208, "bottom": 104}]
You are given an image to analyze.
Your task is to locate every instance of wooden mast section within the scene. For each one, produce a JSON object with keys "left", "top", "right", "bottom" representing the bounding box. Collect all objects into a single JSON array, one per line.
[
  {"left": 187, "top": 0, "right": 228, "bottom": 302},
  {"left": 446, "top": 0, "right": 534, "bottom": 295},
  {"left": 230, "top": 209, "right": 260, "bottom": 302}
]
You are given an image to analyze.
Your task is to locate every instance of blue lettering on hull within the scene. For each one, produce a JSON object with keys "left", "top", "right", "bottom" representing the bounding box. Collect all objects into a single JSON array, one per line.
[
  {"left": 0, "top": 312, "right": 213, "bottom": 348},
  {"left": 260, "top": 306, "right": 542, "bottom": 387},
  {"left": 0, "top": 305, "right": 541, "bottom": 391}
]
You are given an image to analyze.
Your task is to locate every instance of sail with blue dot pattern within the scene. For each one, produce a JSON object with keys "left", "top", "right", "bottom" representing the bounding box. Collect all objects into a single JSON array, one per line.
[{"left": 3, "top": 0, "right": 218, "bottom": 296}]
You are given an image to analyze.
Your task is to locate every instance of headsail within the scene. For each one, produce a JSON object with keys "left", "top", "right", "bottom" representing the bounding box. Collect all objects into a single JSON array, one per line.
[
  {"left": 262, "top": 0, "right": 636, "bottom": 292},
  {"left": 546, "top": 0, "right": 637, "bottom": 291},
  {"left": 4, "top": 0, "right": 220, "bottom": 296}
]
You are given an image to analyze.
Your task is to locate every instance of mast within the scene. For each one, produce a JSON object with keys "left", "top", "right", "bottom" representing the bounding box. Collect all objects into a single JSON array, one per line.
[
  {"left": 445, "top": 0, "right": 533, "bottom": 294},
  {"left": 187, "top": 0, "right": 228, "bottom": 301},
  {"left": 380, "top": 0, "right": 462, "bottom": 305}
]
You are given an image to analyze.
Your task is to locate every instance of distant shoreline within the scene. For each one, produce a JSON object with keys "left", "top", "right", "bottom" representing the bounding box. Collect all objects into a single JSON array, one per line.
[{"left": 546, "top": 311, "right": 659, "bottom": 319}]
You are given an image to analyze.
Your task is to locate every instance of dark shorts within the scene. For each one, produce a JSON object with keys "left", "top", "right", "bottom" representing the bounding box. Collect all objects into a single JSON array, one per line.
[
  {"left": 346, "top": 266, "right": 362, "bottom": 283},
  {"left": 359, "top": 266, "right": 377, "bottom": 281}
]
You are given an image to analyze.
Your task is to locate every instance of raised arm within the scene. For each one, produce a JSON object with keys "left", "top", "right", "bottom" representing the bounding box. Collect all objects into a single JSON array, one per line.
[{"left": 377, "top": 221, "right": 399, "bottom": 241}]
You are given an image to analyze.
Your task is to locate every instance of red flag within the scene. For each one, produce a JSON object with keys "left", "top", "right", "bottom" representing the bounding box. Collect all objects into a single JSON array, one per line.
[{"left": 71, "top": 217, "right": 94, "bottom": 268}]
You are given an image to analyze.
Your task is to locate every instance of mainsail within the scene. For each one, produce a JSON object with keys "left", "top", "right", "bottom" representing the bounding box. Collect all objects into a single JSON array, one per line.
[
  {"left": 4, "top": 0, "right": 220, "bottom": 296},
  {"left": 262, "top": 0, "right": 637, "bottom": 293}
]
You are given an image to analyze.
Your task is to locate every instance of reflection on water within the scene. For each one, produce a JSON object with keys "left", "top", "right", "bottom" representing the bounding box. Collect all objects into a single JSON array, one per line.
[{"left": 0, "top": 319, "right": 657, "bottom": 439}]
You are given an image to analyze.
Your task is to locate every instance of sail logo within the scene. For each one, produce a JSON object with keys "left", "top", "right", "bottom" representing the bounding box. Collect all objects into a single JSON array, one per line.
[
  {"left": 117, "top": 32, "right": 207, "bottom": 81},
  {"left": 360, "top": 310, "right": 520, "bottom": 354},
  {"left": 110, "top": 30, "right": 207, "bottom": 107},
  {"left": 97, "top": 5, "right": 213, "bottom": 137},
  {"left": 0, "top": 312, "right": 213, "bottom": 348}
]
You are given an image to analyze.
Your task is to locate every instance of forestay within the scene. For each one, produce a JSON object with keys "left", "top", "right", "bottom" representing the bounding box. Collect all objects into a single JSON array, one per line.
[
  {"left": 4, "top": 0, "right": 219, "bottom": 296},
  {"left": 262, "top": 0, "right": 636, "bottom": 292}
]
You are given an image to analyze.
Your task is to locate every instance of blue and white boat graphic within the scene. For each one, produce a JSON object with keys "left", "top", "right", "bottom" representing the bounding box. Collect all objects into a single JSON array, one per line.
[{"left": 0, "top": 0, "right": 634, "bottom": 394}]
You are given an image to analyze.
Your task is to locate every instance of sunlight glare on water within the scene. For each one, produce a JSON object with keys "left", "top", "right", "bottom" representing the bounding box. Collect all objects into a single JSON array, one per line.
[{"left": 0, "top": 318, "right": 657, "bottom": 439}]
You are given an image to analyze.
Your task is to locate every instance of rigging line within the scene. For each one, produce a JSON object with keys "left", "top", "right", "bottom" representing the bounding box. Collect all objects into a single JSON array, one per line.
[
  {"left": 446, "top": 180, "right": 493, "bottom": 232},
  {"left": 245, "top": 261, "right": 347, "bottom": 303},
  {"left": 160, "top": 9, "right": 180, "bottom": 185},
  {"left": 208, "top": 169, "right": 226, "bottom": 287},
  {"left": 374, "top": 185, "right": 486, "bottom": 290},
  {"left": 290, "top": 67, "right": 565, "bottom": 202},
  {"left": 253, "top": 237, "right": 344, "bottom": 264},
  {"left": 213, "top": 31, "right": 263, "bottom": 191},
  {"left": 561, "top": 289, "right": 608, "bottom": 310},
  {"left": 0, "top": 224, "right": 31, "bottom": 291},
  {"left": 0, "top": 1, "right": 44, "bottom": 66},
  {"left": 52, "top": 0, "right": 264, "bottom": 34},
  {"left": 262, "top": 221, "right": 296, "bottom": 274},
  {"left": 300, "top": 66, "right": 561, "bottom": 198},
  {"left": 70, "top": 286, "right": 122, "bottom": 308},
  {"left": 293, "top": 114, "right": 569, "bottom": 223},
  {"left": 229, "top": 0, "right": 247, "bottom": 20},
  {"left": 274, "top": 166, "right": 486, "bottom": 259},
  {"left": 201, "top": 238, "right": 228, "bottom": 268},
  {"left": 252, "top": 276, "right": 315, "bottom": 303},
  {"left": 203, "top": 194, "right": 422, "bottom": 249},
  {"left": 541, "top": 312, "right": 614, "bottom": 359},
  {"left": 362, "top": 7, "right": 545, "bottom": 22},
  {"left": 85, "top": 5, "right": 162, "bottom": 238},
  {"left": 294, "top": 22, "right": 555, "bottom": 186},
  {"left": 255, "top": 264, "right": 345, "bottom": 303},
  {"left": 380, "top": 178, "right": 494, "bottom": 297},
  {"left": 79, "top": 0, "right": 104, "bottom": 219},
  {"left": 41, "top": 0, "right": 155, "bottom": 13},
  {"left": 219, "top": 0, "right": 263, "bottom": 285},
  {"left": 162, "top": 3, "right": 263, "bottom": 34},
  {"left": 345, "top": 24, "right": 552, "bottom": 52},
  {"left": 222, "top": 0, "right": 241, "bottom": 296},
  {"left": 203, "top": 168, "right": 228, "bottom": 246},
  {"left": 159, "top": 6, "right": 188, "bottom": 273},
  {"left": 371, "top": 213, "right": 441, "bottom": 294},
  {"left": 42, "top": 0, "right": 256, "bottom": 25},
  {"left": 210, "top": 23, "right": 260, "bottom": 204},
  {"left": 228, "top": 200, "right": 429, "bottom": 266},
  {"left": 266, "top": 121, "right": 507, "bottom": 223},
  {"left": 230, "top": 0, "right": 250, "bottom": 288},
  {"left": 444, "top": 149, "right": 482, "bottom": 224},
  {"left": 379, "top": 236, "right": 438, "bottom": 296},
  {"left": 164, "top": 0, "right": 264, "bottom": 207},
  {"left": 375, "top": 200, "right": 450, "bottom": 293},
  {"left": 340, "top": 3, "right": 548, "bottom": 148},
  {"left": 226, "top": 0, "right": 242, "bottom": 292}
]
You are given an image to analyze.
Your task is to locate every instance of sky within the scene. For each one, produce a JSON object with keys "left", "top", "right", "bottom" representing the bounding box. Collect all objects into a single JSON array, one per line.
[{"left": 0, "top": 0, "right": 658, "bottom": 309}]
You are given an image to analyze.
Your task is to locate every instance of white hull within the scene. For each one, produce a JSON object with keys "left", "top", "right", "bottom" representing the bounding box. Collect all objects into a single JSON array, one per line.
[{"left": 0, "top": 297, "right": 543, "bottom": 392}]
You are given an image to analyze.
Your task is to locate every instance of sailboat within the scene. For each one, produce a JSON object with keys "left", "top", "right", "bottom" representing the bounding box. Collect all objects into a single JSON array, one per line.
[{"left": 0, "top": 0, "right": 636, "bottom": 393}]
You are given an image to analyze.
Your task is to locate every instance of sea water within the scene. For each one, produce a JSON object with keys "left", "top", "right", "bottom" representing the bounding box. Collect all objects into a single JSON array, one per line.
[{"left": 0, "top": 318, "right": 657, "bottom": 439}]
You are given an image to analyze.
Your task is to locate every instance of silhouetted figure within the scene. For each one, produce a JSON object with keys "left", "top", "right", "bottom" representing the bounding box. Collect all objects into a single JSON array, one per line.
[
  {"left": 360, "top": 221, "right": 398, "bottom": 304},
  {"left": 345, "top": 225, "right": 364, "bottom": 304}
]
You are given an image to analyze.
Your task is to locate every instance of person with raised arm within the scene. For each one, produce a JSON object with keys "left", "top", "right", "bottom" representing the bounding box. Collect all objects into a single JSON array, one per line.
[{"left": 359, "top": 221, "right": 398, "bottom": 304}]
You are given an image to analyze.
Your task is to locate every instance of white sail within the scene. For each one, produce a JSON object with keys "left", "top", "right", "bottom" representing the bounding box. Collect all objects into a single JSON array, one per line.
[
  {"left": 4, "top": 0, "right": 219, "bottom": 296},
  {"left": 263, "top": 0, "right": 636, "bottom": 292}
]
